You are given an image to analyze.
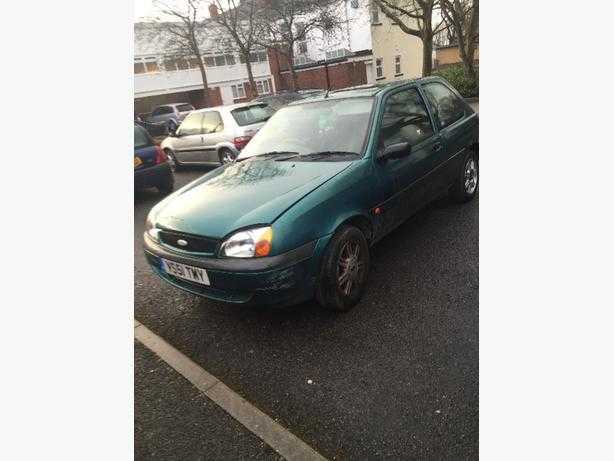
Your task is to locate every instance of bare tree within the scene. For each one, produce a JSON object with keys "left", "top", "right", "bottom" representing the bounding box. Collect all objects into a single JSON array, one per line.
[
  {"left": 152, "top": 0, "right": 211, "bottom": 107},
  {"left": 254, "top": 0, "right": 344, "bottom": 90},
  {"left": 209, "top": 0, "right": 260, "bottom": 98},
  {"left": 440, "top": 0, "right": 478, "bottom": 81},
  {"left": 372, "top": 0, "right": 448, "bottom": 76}
]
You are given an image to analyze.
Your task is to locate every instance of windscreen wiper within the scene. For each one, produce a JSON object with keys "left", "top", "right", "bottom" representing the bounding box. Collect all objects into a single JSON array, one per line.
[
  {"left": 295, "top": 151, "right": 361, "bottom": 161},
  {"left": 237, "top": 151, "right": 300, "bottom": 162}
]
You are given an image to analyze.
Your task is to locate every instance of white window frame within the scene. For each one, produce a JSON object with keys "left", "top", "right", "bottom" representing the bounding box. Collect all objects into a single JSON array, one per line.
[
  {"left": 231, "top": 83, "right": 246, "bottom": 99},
  {"left": 394, "top": 55, "right": 402, "bottom": 75}
]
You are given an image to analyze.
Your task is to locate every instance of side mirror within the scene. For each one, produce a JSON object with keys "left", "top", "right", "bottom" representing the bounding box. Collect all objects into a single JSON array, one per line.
[
  {"left": 378, "top": 141, "right": 411, "bottom": 162},
  {"left": 168, "top": 126, "right": 178, "bottom": 137}
]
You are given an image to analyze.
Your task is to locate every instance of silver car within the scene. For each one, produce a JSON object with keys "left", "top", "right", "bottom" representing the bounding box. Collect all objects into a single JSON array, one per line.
[
  {"left": 160, "top": 102, "right": 273, "bottom": 167},
  {"left": 146, "top": 103, "right": 195, "bottom": 132}
]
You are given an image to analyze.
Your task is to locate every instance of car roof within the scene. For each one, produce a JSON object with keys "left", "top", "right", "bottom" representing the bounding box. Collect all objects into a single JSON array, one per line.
[
  {"left": 191, "top": 101, "right": 268, "bottom": 114},
  {"left": 288, "top": 76, "right": 447, "bottom": 105},
  {"left": 155, "top": 103, "right": 192, "bottom": 109}
]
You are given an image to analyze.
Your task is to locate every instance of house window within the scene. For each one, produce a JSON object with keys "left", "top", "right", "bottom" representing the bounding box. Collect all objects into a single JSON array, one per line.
[
  {"left": 295, "top": 22, "right": 307, "bottom": 55},
  {"left": 325, "top": 49, "right": 348, "bottom": 60},
  {"left": 231, "top": 83, "right": 246, "bottom": 99},
  {"left": 134, "top": 61, "right": 146, "bottom": 74},
  {"left": 376, "top": 57, "right": 383, "bottom": 78},
  {"left": 258, "top": 51, "right": 268, "bottom": 62},
  {"left": 144, "top": 58, "right": 159, "bottom": 73},
  {"left": 214, "top": 55, "right": 226, "bottom": 66},
  {"left": 394, "top": 55, "right": 401, "bottom": 75},
  {"left": 204, "top": 56, "right": 215, "bottom": 67},
  {"left": 188, "top": 57, "right": 201, "bottom": 68},
  {"left": 225, "top": 54, "right": 236, "bottom": 65},
  {"left": 351, "top": 0, "right": 359, "bottom": 8},
  {"left": 371, "top": 5, "right": 380, "bottom": 24},
  {"left": 176, "top": 58, "right": 189, "bottom": 70},
  {"left": 255, "top": 79, "right": 271, "bottom": 95}
]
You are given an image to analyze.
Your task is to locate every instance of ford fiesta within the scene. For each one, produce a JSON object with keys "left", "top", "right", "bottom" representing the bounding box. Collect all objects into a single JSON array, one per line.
[{"left": 144, "top": 77, "right": 478, "bottom": 311}]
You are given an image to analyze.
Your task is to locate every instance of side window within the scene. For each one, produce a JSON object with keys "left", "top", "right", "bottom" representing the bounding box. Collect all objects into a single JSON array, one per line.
[
  {"left": 379, "top": 88, "right": 434, "bottom": 152},
  {"left": 178, "top": 112, "right": 204, "bottom": 136},
  {"left": 423, "top": 82, "right": 465, "bottom": 129},
  {"left": 202, "top": 111, "right": 224, "bottom": 133}
]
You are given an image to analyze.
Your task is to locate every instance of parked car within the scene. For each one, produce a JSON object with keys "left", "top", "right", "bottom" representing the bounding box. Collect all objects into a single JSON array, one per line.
[
  {"left": 134, "top": 124, "right": 174, "bottom": 195},
  {"left": 144, "top": 77, "right": 478, "bottom": 311},
  {"left": 145, "top": 103, "right": 195, "bottom": 133},
  {"left": 160, "top": 102, "right": 274, "bottom": 168},
  {"left": 252, "top": 92, "right": 304, "bottom": 112},
  {"left": 135, "top": 115, "right": 168, "bottom": 138}
]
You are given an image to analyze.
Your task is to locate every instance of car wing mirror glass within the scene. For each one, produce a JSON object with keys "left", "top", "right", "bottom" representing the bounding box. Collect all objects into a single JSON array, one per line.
[{"left": 379, "top": 141, "right": 411, "bottom": 162}]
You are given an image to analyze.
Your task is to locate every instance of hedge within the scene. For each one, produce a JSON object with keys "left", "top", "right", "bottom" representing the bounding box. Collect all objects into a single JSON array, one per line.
[{"left": 433, "top": 64, "right": 479, "bottom": 98}]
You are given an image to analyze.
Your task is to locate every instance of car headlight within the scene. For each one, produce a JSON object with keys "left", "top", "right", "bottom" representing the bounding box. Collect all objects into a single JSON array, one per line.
[
  {"left": 145, "top": 213, "right": 160, "bottom": 241},
  {"left": 220, "top": 226, "right": 273, "bottom": 258}
]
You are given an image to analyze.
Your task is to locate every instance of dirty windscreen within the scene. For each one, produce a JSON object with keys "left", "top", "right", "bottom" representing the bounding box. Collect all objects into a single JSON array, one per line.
[{"left": 237, "top": 97, "right": 374, "bottom": 160}]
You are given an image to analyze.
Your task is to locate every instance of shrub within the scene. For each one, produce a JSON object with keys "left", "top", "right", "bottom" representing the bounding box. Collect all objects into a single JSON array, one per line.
[{"left": 434, "top": 64, "right": 479, "bottom": 98}]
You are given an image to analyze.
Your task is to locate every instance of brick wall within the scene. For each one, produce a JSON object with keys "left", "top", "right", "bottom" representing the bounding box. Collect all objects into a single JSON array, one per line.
[
  {"left": 134, "top": 87, "right": 223, "bottom": 116},
  {"left": 267, "top": 48, "right": 368, "bottom": 92}
]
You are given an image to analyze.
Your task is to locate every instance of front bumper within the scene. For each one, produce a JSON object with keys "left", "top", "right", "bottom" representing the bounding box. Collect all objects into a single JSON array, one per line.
[{"left": 144, "top": 233, "right": 331, "bottom": 307}]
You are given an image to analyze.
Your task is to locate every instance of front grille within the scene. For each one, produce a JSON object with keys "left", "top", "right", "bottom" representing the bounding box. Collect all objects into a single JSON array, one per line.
[{"left": 158, "top": 230, "right": 219, "bottom": 254}]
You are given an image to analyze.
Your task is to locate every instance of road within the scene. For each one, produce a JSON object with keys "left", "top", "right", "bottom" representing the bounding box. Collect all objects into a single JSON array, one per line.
[{"left": 135, "top": 163, "right": 479, "bottom": 459}]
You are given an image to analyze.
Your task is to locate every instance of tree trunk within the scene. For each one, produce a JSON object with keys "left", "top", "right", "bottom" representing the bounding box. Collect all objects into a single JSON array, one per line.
[
  {"left": 197, "top": 62, "right": 210, "bottom": 107},
  {"left": 421, "top": 33, "right": 433, "bottom": 76},
  {"left": 244, "top": 52, "right": 259, "bottom": 99},
  {"left": 287, "top": 48, "right": 299, "bottom": 90}
]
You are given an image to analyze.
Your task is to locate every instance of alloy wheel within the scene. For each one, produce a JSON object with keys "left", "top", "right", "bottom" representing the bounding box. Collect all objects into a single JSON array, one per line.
[
  {"left": 336, "top": 240, "right": 365, "bottom": 296},
  {"left": 464, "top": 158, "right": 478, "bottom": 195}
]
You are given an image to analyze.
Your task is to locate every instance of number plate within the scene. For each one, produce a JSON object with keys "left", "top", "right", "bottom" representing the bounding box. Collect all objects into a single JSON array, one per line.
[{"left": 161, "top": 258, "right": 210, "bottom": 286}]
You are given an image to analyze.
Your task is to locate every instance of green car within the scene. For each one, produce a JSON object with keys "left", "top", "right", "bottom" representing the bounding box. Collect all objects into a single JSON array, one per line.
[{"left": 144, "top": 77, "right": 478, "bottom": 311}]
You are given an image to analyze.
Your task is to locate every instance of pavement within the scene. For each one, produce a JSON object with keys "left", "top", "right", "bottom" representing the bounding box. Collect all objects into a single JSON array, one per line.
[{"left": 135, "top": 160, "right": 479, "bottom": 459}]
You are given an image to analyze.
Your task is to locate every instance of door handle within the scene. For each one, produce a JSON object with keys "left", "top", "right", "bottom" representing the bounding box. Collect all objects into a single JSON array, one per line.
[{"left": 433, "top": 141, "right": 443, "bottom": 152}]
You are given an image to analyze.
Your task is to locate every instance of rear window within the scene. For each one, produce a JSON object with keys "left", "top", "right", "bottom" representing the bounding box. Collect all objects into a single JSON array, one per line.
[
  {"left": 152, "top": 106, "right": 173, "bottom": 116},
  {"left": 176, "top": 104, "right": 194, "bottom": 112},
  {"left": 134, "top": 125, "right": 152, "bottom": 148},
  {"left": 231, "top": 104, "right": 273, "bottom": 126}
]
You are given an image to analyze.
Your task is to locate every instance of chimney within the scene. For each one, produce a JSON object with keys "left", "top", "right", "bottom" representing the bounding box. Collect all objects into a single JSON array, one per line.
[{"left": 208, "top": 3, "right": 219, "bottom": 17}]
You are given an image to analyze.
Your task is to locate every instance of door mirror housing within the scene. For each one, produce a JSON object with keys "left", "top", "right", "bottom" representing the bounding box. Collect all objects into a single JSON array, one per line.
[
  {"left": 378, "top": 141, "right": 411, "bottom": 162},
  {"left": 168, "top": 126, "right": 178, "bottom": 137}
]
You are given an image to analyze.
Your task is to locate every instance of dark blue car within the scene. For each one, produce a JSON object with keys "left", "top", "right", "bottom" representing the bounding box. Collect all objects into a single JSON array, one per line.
[{"left": 134, "top": 124, "right": 174, "bottom": 195}]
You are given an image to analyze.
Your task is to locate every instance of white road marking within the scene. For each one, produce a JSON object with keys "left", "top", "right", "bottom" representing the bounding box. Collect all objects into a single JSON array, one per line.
[{"left": 135, "top": 321, "right": 327, "bottom": 461}]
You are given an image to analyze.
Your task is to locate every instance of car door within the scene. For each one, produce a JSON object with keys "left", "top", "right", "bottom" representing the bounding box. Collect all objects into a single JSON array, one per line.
[
  {"left": 172, "top": 112, "right": 205, "bottom": 163},
  {"left": 200, "top": 111, "right": 225, "bottom": 163},
  {"left": 421, "top": 81, "right": 476, "bottom": 186},
  {"left": 373, "top": 86, "right": 443, "bottom": 233}
]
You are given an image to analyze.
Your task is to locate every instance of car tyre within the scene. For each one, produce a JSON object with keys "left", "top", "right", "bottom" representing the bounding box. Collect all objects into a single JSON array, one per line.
[
  {"left": 219, "top": 148, "right": 237, "bottom": 165},
  {"left": 451, "top": 149, "right": 478, "bottom": 203},
  {"left": 315, "top": 225, "right": 370, "bottom": 312}
]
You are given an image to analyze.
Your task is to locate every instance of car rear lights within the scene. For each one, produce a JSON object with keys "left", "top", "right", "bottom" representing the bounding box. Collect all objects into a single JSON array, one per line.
[
  {"left": 154, "top": 146, "right": 167, "bottom": 164},
  {"left": 233, "top": 136, "right": 252, "bottom": 151}
]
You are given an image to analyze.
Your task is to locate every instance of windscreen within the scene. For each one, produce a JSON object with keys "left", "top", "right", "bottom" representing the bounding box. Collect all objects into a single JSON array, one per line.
[
  {"left": 238, "top": 97, "right": 374, "bottom": 160},
  {"left": 231, "top": 104, "right": 273, "bottom": 126},
  {"left": 134, "top": 125, "right": 151, "bottom": 148}
]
